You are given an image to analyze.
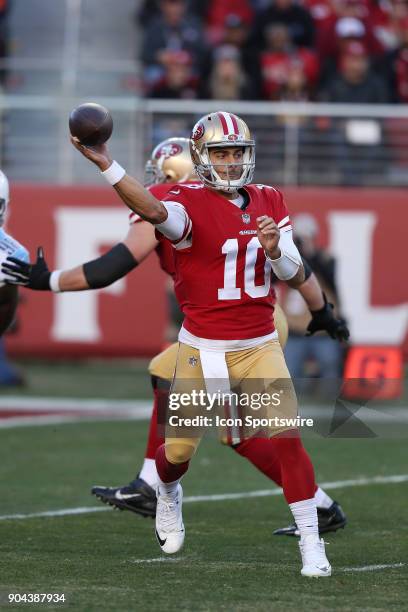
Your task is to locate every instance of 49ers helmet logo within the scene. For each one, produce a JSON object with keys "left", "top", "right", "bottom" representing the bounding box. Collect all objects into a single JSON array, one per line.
[
  {"left": 155, "top": 143, "right": 183, "bottom": 159},
  {"left": 192, "top": 122, "right": 205, "bottom": 141}
]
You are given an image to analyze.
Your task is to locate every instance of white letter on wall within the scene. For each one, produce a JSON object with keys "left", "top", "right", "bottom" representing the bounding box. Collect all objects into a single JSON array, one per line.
[
  {"left": 328, "top": 212, "right": 407, "bottom": 345},
  {"left": 52, "top": 207, "right": 129, "bottom": 342}
]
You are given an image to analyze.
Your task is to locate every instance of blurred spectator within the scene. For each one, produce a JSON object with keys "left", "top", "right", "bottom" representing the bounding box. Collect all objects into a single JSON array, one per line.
[
  {"left": 323, "top": 40, "right": 389, "bottom": 102},
  {"left": 322, "top": 41, "right": 388, "bottom": 184},
  {"left": 318, "top": 12, "right": 385, "bottom": 84},
  {"left": 279, "top": 62, "right": 311, "bottom": 101},
  {"left": 260, "top": 23, "right": 319, "bottom": 100},
  {"left": 138, "top": 0, "right": 205, "bottom": 27},
  {"left": 319, "top": 15, "right": 368, "bottom": 84},
  {"left": 201, "top": 14, "right": 263, "bottom": 99},
  {"left": 282, "top": 214, "right": 343, "bottom": 394},
  {"left": 150, "top": 50, "right": 198, "bottom": 98},
  {"left": 141, "top": 0, "right": 205, "bottom": 89},
  {"left": 221, "top": 13, "right": 252, "bottom": 49},
  {"left": 200, "top": 45, "right": 257, "bottom": 99},
  {"left": 370, "top": 0, "right": 408, "bottom": 52},
  {"left": 303, "top": 0, "right": 337, "bottom": 57},
  {"left": 385, "top": 17, "right": 408, "bottom": 102},
  {"left": 252, "top": 0, "right": 316, "bottom": 48},
  {"left": 204, "top": 0, "right": 254, "bottom": 44}
]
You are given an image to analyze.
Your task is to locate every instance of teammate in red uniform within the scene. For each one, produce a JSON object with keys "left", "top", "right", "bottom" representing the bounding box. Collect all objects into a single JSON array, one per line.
[{"left": 66, "top": 111, "right": 333, "bottom": 577}]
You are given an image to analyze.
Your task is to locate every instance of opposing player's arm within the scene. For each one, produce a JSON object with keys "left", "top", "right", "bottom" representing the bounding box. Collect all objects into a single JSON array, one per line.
[
  {"left": 0, "top": 284, "right": 18, "bottom": 336},
  {"left": 1, "top": 223, "right": 159, "bottom": 292},
  {"left": 59, "top": 221, "right": 158, "bottom": 291}
]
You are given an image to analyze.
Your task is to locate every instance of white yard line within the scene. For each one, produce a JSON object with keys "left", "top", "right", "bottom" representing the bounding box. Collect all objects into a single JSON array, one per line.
[
  {"left": 0, "top": 474, "right": 406, "bottom": 522},
  {"left": 0, "top": 414, "right": 151, "bottom": 429},
  {"left": 342, "top": 563, "right": 405, "bottom": 573},
  {"left": 0, "top": 397, "right": 148, "bottom": 410},
  {"left": 0, "top": 397, "right": 152, "bottom": 428},
  {"left": 129, "top": 558, "right": 182, "bottom": 564}
]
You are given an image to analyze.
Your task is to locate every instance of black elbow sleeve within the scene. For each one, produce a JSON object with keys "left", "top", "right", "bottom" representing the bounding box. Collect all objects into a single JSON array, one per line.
[
  {"left": 83, "top": 243, "right": 138, "bottom": 289},
  {"left": 301, "top": 256, "right": 313, "bottom": 281}
]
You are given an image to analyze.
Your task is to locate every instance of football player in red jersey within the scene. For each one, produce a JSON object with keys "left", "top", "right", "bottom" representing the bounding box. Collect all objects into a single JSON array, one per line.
[
  {"left": 3, "top": 137, "right": 348, "bottom": 540},
  {"left": 2, "top": 124, "right": 348, "bottom": 572},
  {"left": 68, "top": 111, "right": 334, "bottom": 576}
]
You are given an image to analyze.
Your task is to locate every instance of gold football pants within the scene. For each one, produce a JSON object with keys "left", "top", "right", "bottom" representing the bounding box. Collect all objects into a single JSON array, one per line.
[
  {"left": 147, "top": 304, "right": 292, "bottom": 465},
  {"left": 148, "top": 303, "right": 289, "bottom": 381}
]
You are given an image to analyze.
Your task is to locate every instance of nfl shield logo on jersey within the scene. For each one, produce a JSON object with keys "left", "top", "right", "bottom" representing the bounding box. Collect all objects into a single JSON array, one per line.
[
  {"left": 242, "top": 213, "right": 251, "bottom": 224},
  {"left": 188, "top": 356, "right": 198, "bottom": 366}
]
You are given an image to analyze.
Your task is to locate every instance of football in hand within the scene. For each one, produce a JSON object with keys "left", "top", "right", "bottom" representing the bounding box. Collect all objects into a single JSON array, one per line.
[{"left": 69, "top": 103, "right": 113, "bottom": 146}]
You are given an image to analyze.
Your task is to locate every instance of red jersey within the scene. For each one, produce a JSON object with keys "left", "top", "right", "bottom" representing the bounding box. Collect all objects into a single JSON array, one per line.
[
  {"left": 162, "top": 183, "right": 291, "bottom": 341},
  {"left": 129, "top": 183, "right": 176, "bottom": 278}
]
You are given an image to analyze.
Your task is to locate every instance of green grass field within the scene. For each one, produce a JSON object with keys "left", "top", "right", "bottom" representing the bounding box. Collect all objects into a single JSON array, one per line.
[{"left": 0, "top": 361, "right": 407, "bottom": 611}]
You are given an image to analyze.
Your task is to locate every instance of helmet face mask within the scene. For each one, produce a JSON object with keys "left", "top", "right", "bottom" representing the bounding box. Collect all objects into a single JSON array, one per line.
[
  {"left": 144, "top": 159, "right": 161, "bottom": 187},
  {"left": 144, "top": 137, "right": 195, "bottom": 186},
  {"left": 190, "top": 112, "right": 255, "bottom": 193}
]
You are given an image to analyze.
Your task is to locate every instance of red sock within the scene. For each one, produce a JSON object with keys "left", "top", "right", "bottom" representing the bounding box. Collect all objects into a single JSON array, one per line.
[
  {"left": 155, "top": 444, "right": 190, "bottom": 483},
  {"left": 269, "top": 431, "right": 316, "bottom": 504},
  {"left": 144, "top": 388, "right": 166, "bottom": 459},
  {"left": 234, "top": 437, "right": 283, "bottom": 487}
]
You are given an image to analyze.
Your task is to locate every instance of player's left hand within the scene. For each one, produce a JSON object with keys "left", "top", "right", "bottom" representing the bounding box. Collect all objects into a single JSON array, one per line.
[
  {"left": 307, "top": 295, "right": 350, "bottom": 342},
  {"left": 256, "top": 216, "right": 280, "bottom": 259}
]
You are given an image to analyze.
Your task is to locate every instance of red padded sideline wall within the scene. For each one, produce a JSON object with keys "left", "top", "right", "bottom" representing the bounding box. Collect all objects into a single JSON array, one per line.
[{"left": 4, "top": 184, "right": 408, "bottom": 358}]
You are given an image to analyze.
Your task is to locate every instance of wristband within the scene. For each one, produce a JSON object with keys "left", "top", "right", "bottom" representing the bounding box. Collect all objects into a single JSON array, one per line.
[
  {"left": 50, "top": 270, "right": 62, "bottom": 293},
  {"left": 101, "top": 161, "right": 126, "bottom": 186},
  {"left": 265, "top": 249, "right": 300, "bottom": 281}
]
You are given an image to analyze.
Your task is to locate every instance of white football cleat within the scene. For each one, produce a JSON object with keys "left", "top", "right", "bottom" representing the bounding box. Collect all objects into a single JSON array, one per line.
[
  {"left": 299, "top": 534, "right": 332, "bottom": 577},
  {"left": 155, "top": 483, "right": 185, "bottom": 554}
]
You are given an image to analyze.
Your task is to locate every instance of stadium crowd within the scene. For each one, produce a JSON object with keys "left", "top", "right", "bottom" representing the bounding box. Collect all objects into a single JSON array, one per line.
[{"left": 138, "top": 0, "right": 408, "bottom": 103}]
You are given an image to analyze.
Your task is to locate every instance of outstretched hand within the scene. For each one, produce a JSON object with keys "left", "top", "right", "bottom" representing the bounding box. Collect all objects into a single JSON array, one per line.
[
  {"left": 70, "top": 136, "right": 112, "bottom": 171},
  {"left": 1, "top": 246, "right": 52, "bottom": 290}
]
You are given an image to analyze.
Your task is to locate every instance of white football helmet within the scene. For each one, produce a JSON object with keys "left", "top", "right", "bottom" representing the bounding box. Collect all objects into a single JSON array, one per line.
[
  {"left": 0, "top": 170, "right": 9, "bottom": 227},
  {"left": 144, "top": 137, "right": 195, "bottom": 186},
  {"left": 190, "top": 111, "right": 255, "bottom": 192}
]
